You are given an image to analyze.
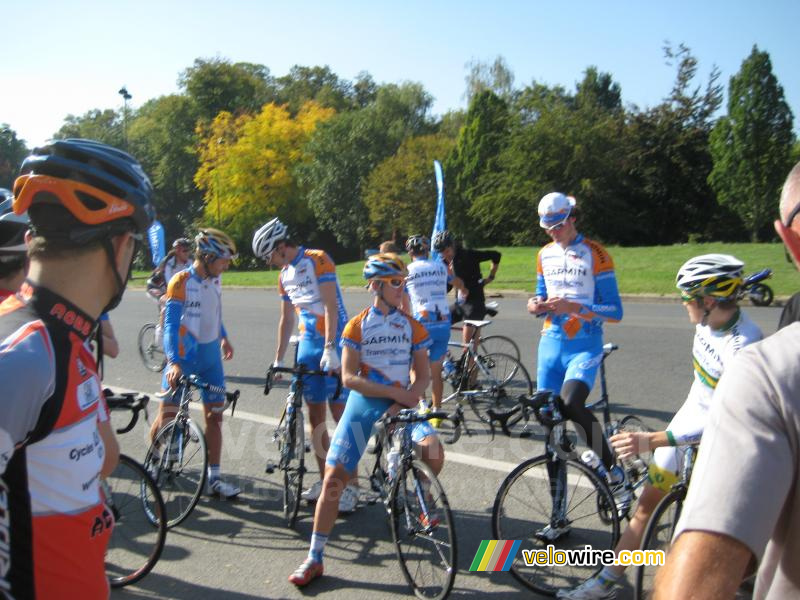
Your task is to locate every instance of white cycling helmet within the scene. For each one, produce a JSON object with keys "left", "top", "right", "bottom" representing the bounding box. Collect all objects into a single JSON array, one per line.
[
  {"left": 252, "top": 217, "right": 288, "bottom": 259},
  {"left": 676, "top": 254, "right": 744, "bottom": 299},
  {"left": 538, "top": 192, "right": 576, "bottom": 229}
]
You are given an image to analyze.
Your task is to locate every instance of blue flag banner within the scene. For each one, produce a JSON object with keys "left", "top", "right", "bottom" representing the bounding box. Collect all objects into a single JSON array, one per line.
[
  {"left": 431, "top": 160, "right": 446, "bottom": 260},
  {"left": 148, "top": 220, "right": 165, "bottom": 267}
]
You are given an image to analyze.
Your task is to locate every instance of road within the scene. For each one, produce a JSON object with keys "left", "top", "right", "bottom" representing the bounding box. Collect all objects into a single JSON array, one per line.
[{"left": 105, "top": 288, "right": 781, "bottom": 600}]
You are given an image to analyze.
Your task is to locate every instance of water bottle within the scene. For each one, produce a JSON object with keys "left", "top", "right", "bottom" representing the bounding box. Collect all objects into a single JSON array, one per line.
[{"left": 581, "top": 450, "right": 606, "bottom": 477}]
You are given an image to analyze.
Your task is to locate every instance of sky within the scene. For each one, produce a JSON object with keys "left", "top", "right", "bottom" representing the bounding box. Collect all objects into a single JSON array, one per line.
[{"left": 2, "top": 0, "right": 798, "bottom": 148}]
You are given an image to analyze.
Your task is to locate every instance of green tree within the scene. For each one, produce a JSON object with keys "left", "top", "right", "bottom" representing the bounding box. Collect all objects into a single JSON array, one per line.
[
  {"left": 54, "top": 108, "right": 124, "bottom": 147},
  {"left": 464, "top": 56, "right": 515, "bottom": 104},
  {"left": 129, "top": 94, "right": 203, "bottom": 239},
  {"left": 301, "top": 82, "right": 434, "bottom": 249},
  {"left": 179, "top": 57, "right": 276, "bottom": 123},
  {"left": 363, "top": 134, "right": 455, "bottom": 240},
  {"left": 443, "top": 90, "right": 510, "bottom": 243},
  {"left": 275, "top": 65, "right": 354, "bottom": 114},
  {"left": 621, "top": 44, "right": 724, "bottom": 244},
  {"left": 0, "top": 124, "right": 28, "bottom": 189},
  {"left": 709, "top": 46, "right": 795, "bottom": 241}
]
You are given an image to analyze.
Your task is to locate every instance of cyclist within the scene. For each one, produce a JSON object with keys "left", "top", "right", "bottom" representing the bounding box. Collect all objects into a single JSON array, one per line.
[
  {"left": 252, "top": 218, "right": 355, "bottom": 511},
  {"left": 557, "top": 254, "right": 762, "bottom": 599},
  {"left": 0, "top": 196, "right": 29, "bottom": 299},
  {"left": 1, "top": 139, "right": 154, "bottom": 598},
  {"left": 149, "top": 227, "right": 240, "bottom": 499},
  {"left": 288, "top": 252, "right": 444, "bottom": 587},
  {"left": 147, "top": 237, "right": 192, "bottom": 344},
  {"left": 403, "top": 234, "right": 450, "bottom": 426},
  {"left": 432, "top": 229, "right": 499, "bottom": 349},
  {"left": 527, "top": 192, "right": 624, "bottom": 539}
]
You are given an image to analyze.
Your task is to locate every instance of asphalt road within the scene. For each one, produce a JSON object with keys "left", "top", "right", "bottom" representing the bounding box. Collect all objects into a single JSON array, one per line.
[{"left": 104, "top": 288, "right": 782, "bottom": 600}]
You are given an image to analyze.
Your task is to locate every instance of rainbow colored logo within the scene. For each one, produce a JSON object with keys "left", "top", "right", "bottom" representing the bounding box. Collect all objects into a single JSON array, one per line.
[{"left": 469, "top": 540, "right": 521, "bottom": 572}]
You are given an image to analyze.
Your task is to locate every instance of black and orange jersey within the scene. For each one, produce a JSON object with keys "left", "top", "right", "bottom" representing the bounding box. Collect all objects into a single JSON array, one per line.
[{"left": 0, "top": 282, "right": 113, "bottom": 599}]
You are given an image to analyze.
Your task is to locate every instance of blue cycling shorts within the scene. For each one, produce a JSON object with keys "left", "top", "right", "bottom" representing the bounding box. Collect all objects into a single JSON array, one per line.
[
  {"left": 536, "top": 334, "right": 604, "bottom": 394},
  {"left": 426, "top": 325, "right": 451, "bottom": 362},
  {"left": 296, "top": 338, "right": 349, "bottom": 404},
  {"left": 326, "top": 391, "right": 436, "bottom": 474},
  {"left": 161, "top": 340, "right": 225, "bottom": 404}
]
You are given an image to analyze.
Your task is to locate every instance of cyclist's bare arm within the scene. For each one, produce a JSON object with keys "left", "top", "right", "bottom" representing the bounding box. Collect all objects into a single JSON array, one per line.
[
  {"left": 341, "top": 345, "right": 426, "bottom": 407},
  {"left": 451, "top": 276, "right": 468, "bottom": 300},
  {"left": 611, "top": 430, "right": 670, "bottom": 459},
  {"left": 275, "top": 300, "right": 296, "bottom": 364},
  {"left": 98, "top": 419, "right": 119, "bottom": 477},
  {"left": 319, "top": 280, "right": 339, "bottom": 348},
  {"left": 654, "top": 530, "right": 752, "bottom": 600}
]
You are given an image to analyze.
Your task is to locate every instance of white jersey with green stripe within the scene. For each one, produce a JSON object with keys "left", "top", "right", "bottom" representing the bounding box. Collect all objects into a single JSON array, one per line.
[{"left": 688, "top": 309, "right": 762, "bottom": 413}]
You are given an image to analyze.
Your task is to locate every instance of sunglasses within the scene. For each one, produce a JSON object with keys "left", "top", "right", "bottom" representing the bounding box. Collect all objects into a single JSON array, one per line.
[
  {"left": 543, "top": 219, "right": 569, "bottom": 232},
  {"left": 680, "top": 292, "right": 699, "bottom": 303},
  {"left": 776, "top": 201, "right": 800, "bottom": 268},
  {"left": 380, "top": 278, "right": 405, "bottom": 289}
]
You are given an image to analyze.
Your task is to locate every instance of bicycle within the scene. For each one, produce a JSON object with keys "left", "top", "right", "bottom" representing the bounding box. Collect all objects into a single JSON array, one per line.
[
  {"left": 447, "top": 301, "right": 520, "bottom": 361},
  {"left": 143, "top": 374, "right": 239, "bottom": 528},
  {"left": 490, "top": 345, "right": 651, "bottom": 596},
  {"left": 633, "top": 444, "right": 698, "bottom": 600},
  {"left": 366, "top": 406, "right": 457, "bottom": 600},
  {"left": 102, "top": 454, "right": 167, "bottom": 588},
  {"left": 437, "top": 320, "right": 533, "bottom": 444},
  {"left": 138, "top": 295, "right": 166, "bottom": 372},
  {"left": 103, "top": 388, "right": 149, "bottom": 434},
  {"left": 263, "top": 363, "right": 341, "bottom": 528}
]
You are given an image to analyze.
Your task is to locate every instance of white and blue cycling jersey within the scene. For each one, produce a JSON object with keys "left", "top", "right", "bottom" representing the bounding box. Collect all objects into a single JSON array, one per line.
[{"left": 405, "top": 257, "right": 451, "bottom": 361}]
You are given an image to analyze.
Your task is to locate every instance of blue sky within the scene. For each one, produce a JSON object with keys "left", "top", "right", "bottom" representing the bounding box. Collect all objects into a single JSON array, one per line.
[{"left": 2, "top": 0, "right": 798, "bottom": 147}]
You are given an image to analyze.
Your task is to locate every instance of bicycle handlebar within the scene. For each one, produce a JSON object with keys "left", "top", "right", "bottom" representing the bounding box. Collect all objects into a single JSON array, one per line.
[
  {"left": 103, "top": 389, "right": 150, "bottom": 434},
  {"left": 155, "top": 374, "right": 240, "bottom": 416},
  {"left": 383, "top": 409, "right": 449, "bottom": 427},
  {"left": 264, "top": 364, "right": 343, "bottom": 401}
]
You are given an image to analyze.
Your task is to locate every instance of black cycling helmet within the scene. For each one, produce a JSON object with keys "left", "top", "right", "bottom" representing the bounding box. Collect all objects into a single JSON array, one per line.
[
  {"left": 13, "top": 138, "right": 155, "bottom": 236},
  {"left": 0, "top": 197, "right": 29, "bottom": 256},
  {"left": 405, "top": 234, "right": 429, "bottom": 255},
  {"left": 432, "top": 230, "right": 454, "bottom": 252}
]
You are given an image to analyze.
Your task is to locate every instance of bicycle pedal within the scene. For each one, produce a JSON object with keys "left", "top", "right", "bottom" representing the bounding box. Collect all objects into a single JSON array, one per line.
[
  {"left": 304, "top": 441, "right": 311, "bottom": 453},
  {"left": 265, "top": 461, "right": 276, "bottom": 474}
]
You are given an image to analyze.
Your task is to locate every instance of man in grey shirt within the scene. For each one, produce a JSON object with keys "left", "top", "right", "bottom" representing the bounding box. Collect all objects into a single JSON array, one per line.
[{"left": 654, "top": 161, "right": 800, "bottom": 599}]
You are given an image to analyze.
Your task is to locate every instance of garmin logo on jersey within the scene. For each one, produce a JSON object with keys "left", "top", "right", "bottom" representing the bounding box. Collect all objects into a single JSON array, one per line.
[
  {"left": 544, "top": 266, "right": 588, "bottom": 278},
  {"left": 407, "top": 268, "right": 443, "bottom": 280},
  {"left": 49, "top": 303, "right": 92, "bottom": 337},
  {"left": 364, "top": 334, "right": 411, "bottom": 345}
]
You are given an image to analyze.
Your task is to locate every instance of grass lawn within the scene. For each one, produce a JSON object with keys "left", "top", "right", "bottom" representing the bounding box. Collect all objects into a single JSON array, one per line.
[{"left": 134, "top": 242, "right": 798, "bottom": 298}]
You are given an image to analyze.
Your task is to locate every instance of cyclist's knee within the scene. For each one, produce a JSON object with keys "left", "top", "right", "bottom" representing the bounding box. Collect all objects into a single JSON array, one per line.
[
  {"left": 560, "top": 379, "right": 591, "bottom": 411},
  {"left": 306, "top": 402, "right": 327, "bottom": 426}
]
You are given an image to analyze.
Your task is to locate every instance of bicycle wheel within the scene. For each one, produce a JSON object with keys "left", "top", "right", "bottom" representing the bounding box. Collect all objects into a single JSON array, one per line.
[
  {"left": 105, "top": 454, "right": 167, "bottom": 587},
  {"left": 468, "top": 353, "right": 533, "bottom": 424},
  {"left": 618, "top": 415, "right": 652, "bottom": 488},
  {"left": 749, "top": 283, "right": 773, "bottom": 307},
  {"left": 144, "top": 418, "right": 208, "bottom": 528},
  {"left": 390, "top": 459, "right": 456, "bottom": 600},
  {"left": 633, "top": 488, "right": 684, "bottom": 599},
  {"left": 477, "top": 335, "right": 521, "bottom": 361},
  {"left": 492, "top": 455, "right": 620, "bottom": 596},
  {"left": 137, "top": 323, "right": 166, "bottom": 372},
  {"left": 280, "top": 408, "right": 305, "bottom": 528}
]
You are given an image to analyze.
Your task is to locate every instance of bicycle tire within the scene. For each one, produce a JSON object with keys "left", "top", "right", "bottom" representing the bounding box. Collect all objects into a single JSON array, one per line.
[
  {"left": 105, "top": 454, "right": 167, "bottom": 587},
  {"left": 492, "top": 455, "right": 620, "bottom": 596},
  {"left": 281, "top": 409, "right": 305, "bottom": 528},
  {"left": 749, "top": 283, "right": 774, "bottom": 307},
  {"left": 468, "top": 353, "right": 533, "bottom": 425},
  {"left": 477, "top": 335, "right": 521, "bottom": 361},
  {"left": 137, "top": 323, "right": 166, "bottom": 372},
  {"left": 144, "top": 418, "right": 208, "bottom": 528},
  {"left": 618, "top": 415, "right": 652, "bottom": 489},
  {"left": 634, "top": 488, "right": 685, "bottom": 600},
  {"left": 391, "top": 458, "right": 457, "bottom": 600}
]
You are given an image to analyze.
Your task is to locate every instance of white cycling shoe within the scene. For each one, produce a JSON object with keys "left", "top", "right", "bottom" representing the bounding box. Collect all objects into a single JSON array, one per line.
[
  {"left": 556, "top": 576, "right": 617, "bottom": 599},
  {"left": 207, "top": 479, "right": 241, "bottom": 499},
  {"left": 534, "top": 523, "right": 571, "bottom": 542},
  {"left": 338, "top": 485, "right": 360, "bottom": 514},
  {"left": 301, "top": 480, "right": 323, "bottom": 502}
]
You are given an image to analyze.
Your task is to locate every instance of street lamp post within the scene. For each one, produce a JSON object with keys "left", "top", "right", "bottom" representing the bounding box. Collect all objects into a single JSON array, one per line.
[{"left": 118, "top": 86, "right": 132, "bottom": 150}]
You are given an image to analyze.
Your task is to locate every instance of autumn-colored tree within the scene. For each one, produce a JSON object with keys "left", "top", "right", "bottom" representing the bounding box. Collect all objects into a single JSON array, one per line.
[
  {"left": 363, "top": 134, "right": 455, "bottom": 242},
  {"left": 194, "top": 101, "right": 334, "bottom": 253}
]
